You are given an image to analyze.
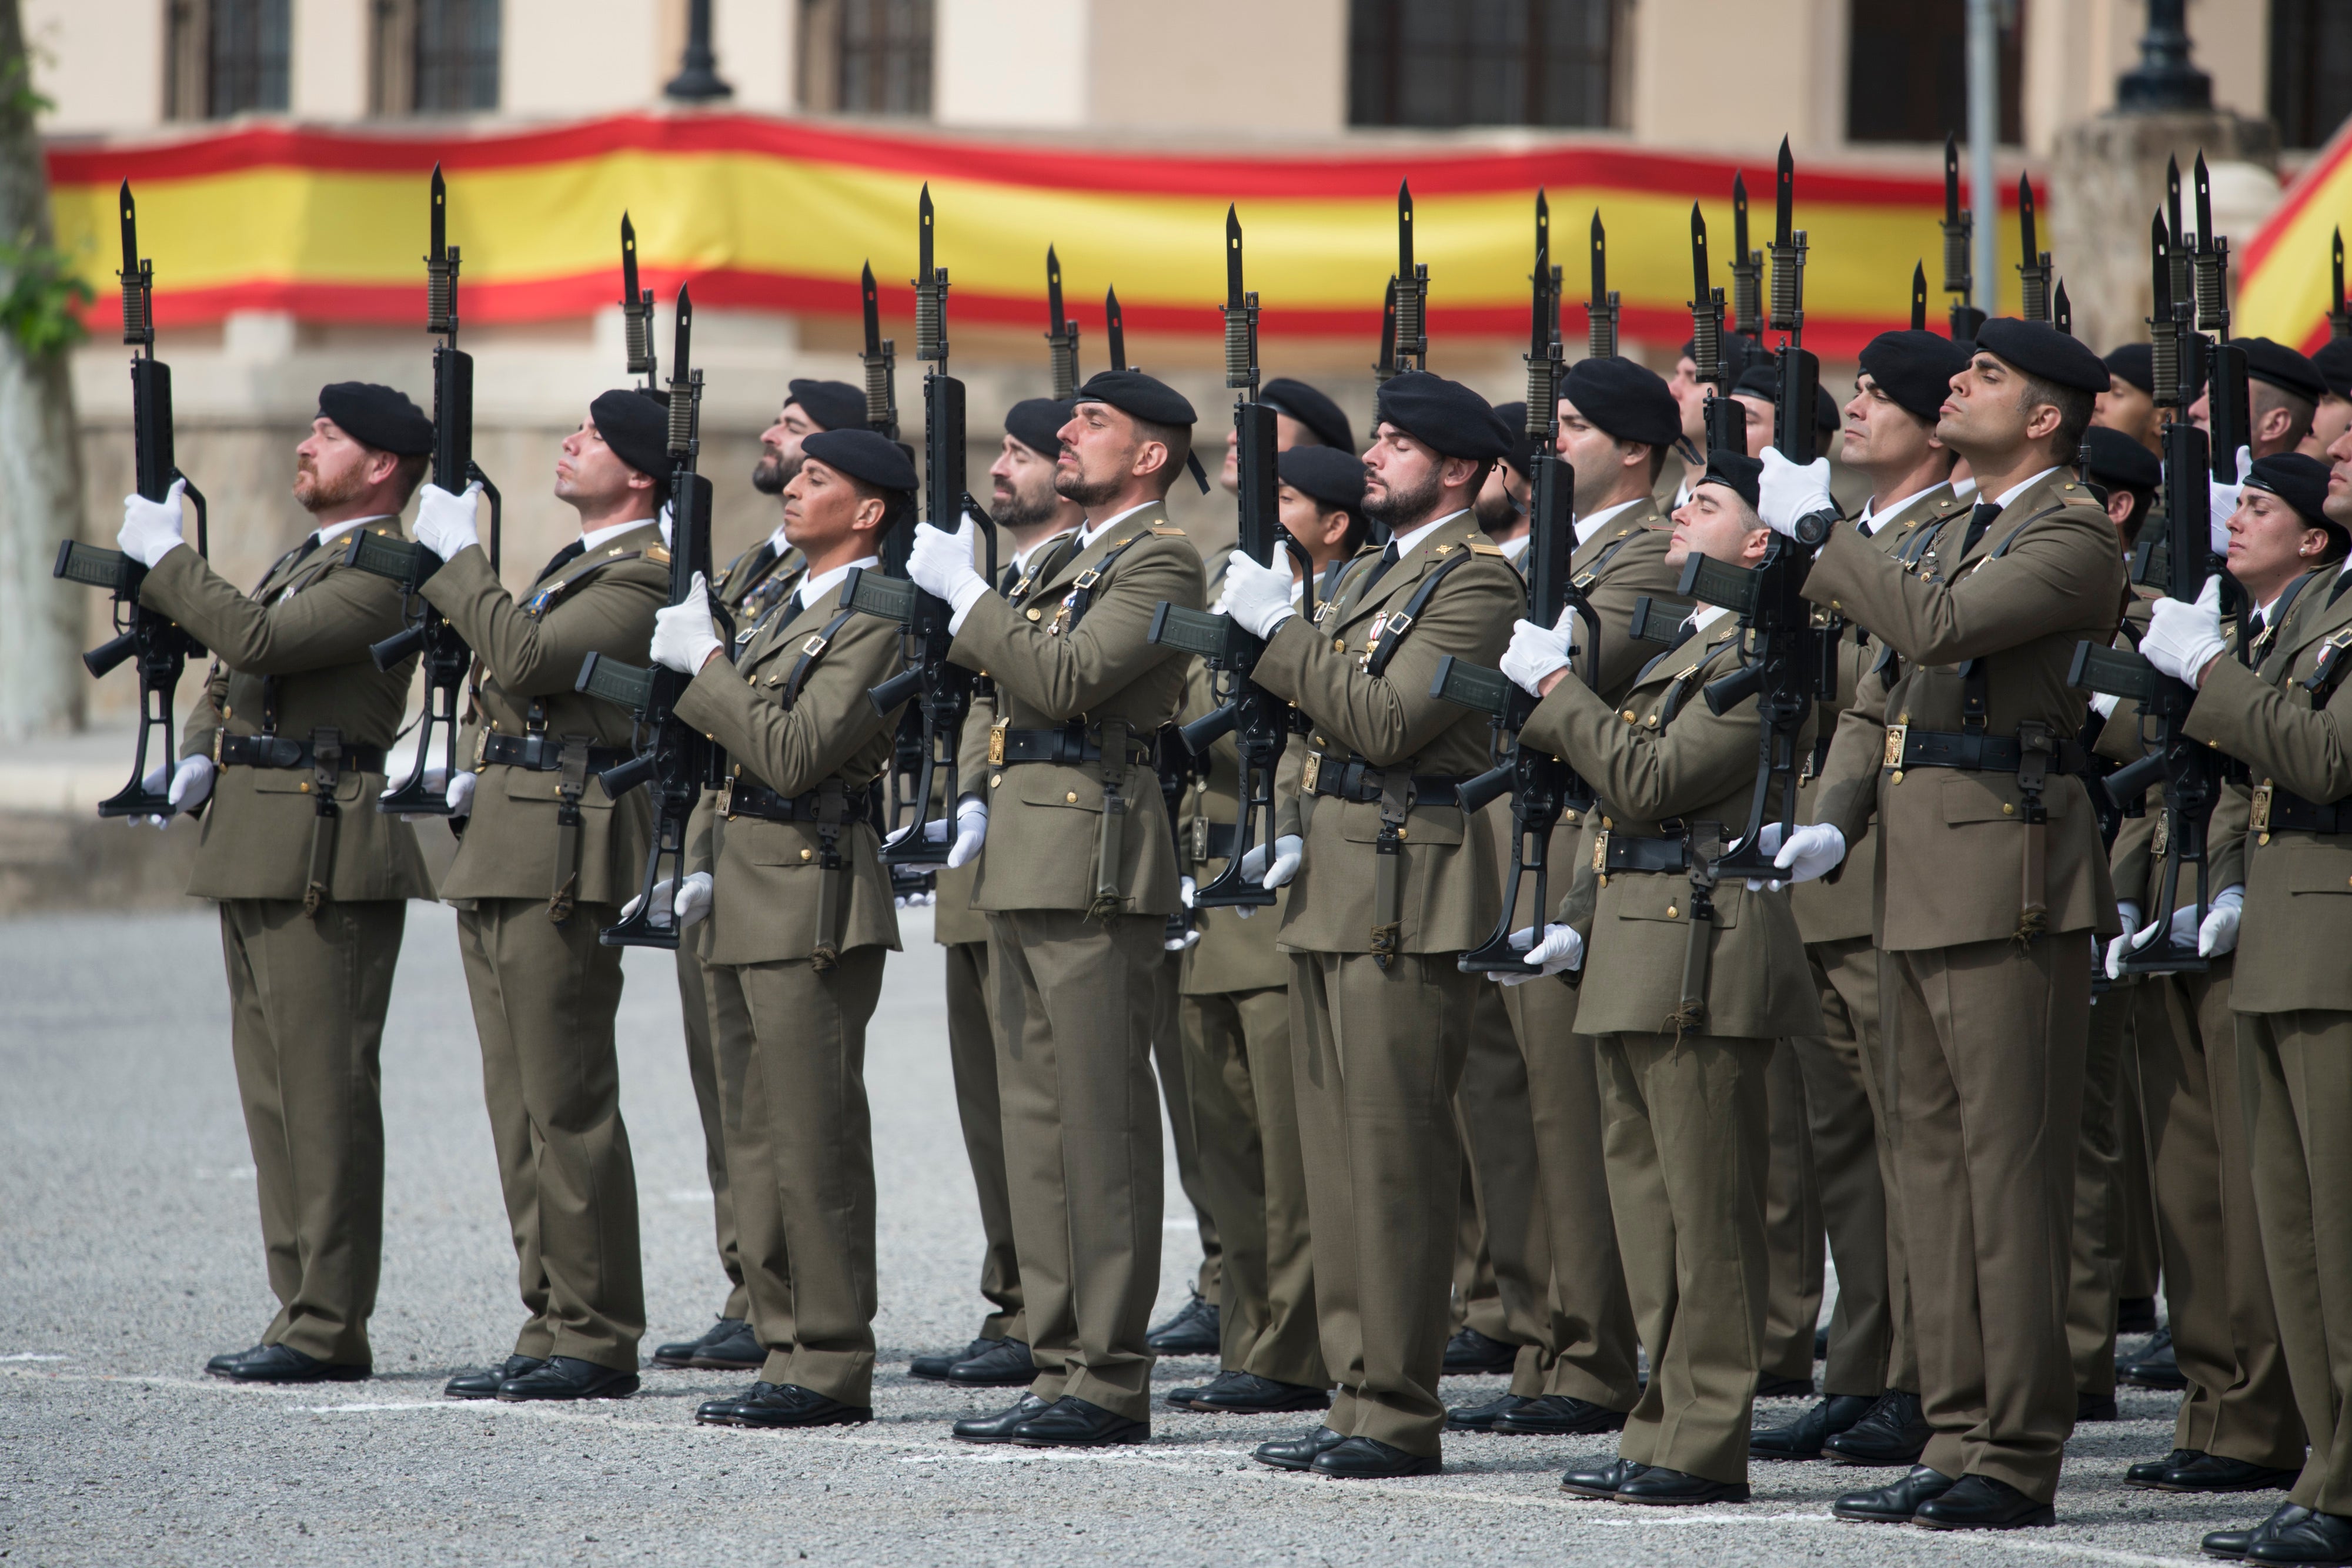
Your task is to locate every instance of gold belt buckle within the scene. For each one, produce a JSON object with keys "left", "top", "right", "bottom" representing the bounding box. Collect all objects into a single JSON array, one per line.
[
  {"left": 1592, "top": 828, "right": 1610, "bottom": 887},
  {"left": 988, "top": 718, "right": 1009, "bottom": 765},
  {"left": 1882, "top": 723, "right": 1907, "bottom": 770},
  {"left": 1192, "top": 815, "right": 1210, "bottom": 861},
  {"left": 716, "top": 777, "right": 737, "bottom": 819},
  {"left": 1301, "top": 752, "right": 1323, "bottom": 794},
  {"left": 2151, "top": 810, "right": 2170, "bottom": 859},
  {"left": 2250, "top": 781, "right": 2274, "bottom": 835}
]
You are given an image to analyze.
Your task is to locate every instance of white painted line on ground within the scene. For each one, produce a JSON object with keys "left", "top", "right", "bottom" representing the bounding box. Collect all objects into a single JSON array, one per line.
[{"left": 0, "top": 1353, "right": 71, "bottom": 1362}]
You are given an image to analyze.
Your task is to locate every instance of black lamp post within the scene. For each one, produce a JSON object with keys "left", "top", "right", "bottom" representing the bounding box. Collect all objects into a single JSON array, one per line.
[
  {"left": 664, "top": 0, "right": 733, "bottom": 102},
  {"left": 2116, "top": 0, "right": 2211, "bottom": 111}
]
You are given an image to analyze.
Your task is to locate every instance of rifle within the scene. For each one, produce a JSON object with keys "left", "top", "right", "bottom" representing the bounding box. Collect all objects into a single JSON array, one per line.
[
  {"left": 1369, "top": 277, "right": 1398, "bottom": 447},
  {"left": 2193, "top": 153, "right": 2250, "bottom": 477},
  {"left": 1146, "top": 206, "right": 1306, "bottom": 908},
  {"left": 622, "top": 210, "right": 658, "bottom": 388},
  {"left": 854, "top": 186, "right": 997, "bottom": 867},
  {"left": 1688, "top": 203, "right": 1746, "bottom": 455},
  {"left": 1941, "top": 133, "right": 1985, "bottom": 343},
  {"left": 1586, "top": 209, "right": 1619, "bottom": 359},
  {"left": 2017, "top": 173, "right": 2053, "bottom": 325},
  {"left": 342, "top": 165, "right": 503, "bottom": 817},
  {"left": 2068, "top": 209, "right": 2221, "bottom": 974},
  {"left": 2333, "top": 227, "right": 2350, "bottom": 340},
  {"left": 1392, "top": 179, "right": 1428, "bottom": 371},
  {"left": 1045, "top": 246, "right": 1081, "bottom": 399},
  {"left": 1730, "top": 172, "right": 1763, "bottom": 343},
  {"left": 1430, "top": 209, "right": 1600, "bottom": 977},
  {"left": 53, "top": 179, "right": 212, "bottom": 818},
  {"left": 573, "top": 285, "right": 718, "bottom": 949}
]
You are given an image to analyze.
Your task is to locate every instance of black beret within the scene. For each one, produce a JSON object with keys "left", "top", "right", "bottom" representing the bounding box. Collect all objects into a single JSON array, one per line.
[
  {"left": 803, "top": 428, "right": 917, "bottom": 494},
  {"left": 1561, "top": 355, "right": 1682, "bottom": 448},
  {"left": 2243, "top": 452, "right": 2336, "bottom": 533},
  {"left": 589, "top": 389, "right": 671, "bottom": 480},
  {"left": 1732, "top": 363, "right": 1839, "bottom": 434},
  {"left": 2231, "top": 337, "right": 2326, "bottom": 403},
  {"left": 2312, "top": 337, "right": 2352, "bottom": 400},
  {"left": 317, "top": 382, "right": 433, "bottom": 457},
  {"left": 1261, "top": 376, "right": 1355, "bottom": 453},
  {"left": 2080, "top": 426, "right": 2162, "bottom": 494},
  {"left": 1490, "top": 402, "right": 1532, "bottom": 477},
  {"left": 1698, "top": 449, "right": 1762, "bottom": 511},
  {"left": 1074, "top": 369, "right": 1196, "bottom": 427},
  {"left": 786, "top": 378, "right": 866, "bottom": 433},
  {"left": 1374, "top": 369, "right": 1512, "bottom": 463},
  {"left": 1973, "top": 317, "right": 2110, "bottom": 394},
  {"left": 1858, "top": 329, "right": 1971, "bottom": 422},
  {"left": 1278, "top": 444, "right": 1368, "bottom": 516},
  {"left": 1003, "top": 397, "right": 1071, "bottom": 463},
  {"left": 2104, "top": 343, "right": 2153, "bottom": 395}
]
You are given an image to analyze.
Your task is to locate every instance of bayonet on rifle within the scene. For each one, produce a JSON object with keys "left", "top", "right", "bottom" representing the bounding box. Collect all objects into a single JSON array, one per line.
[
  {"left": 1392, "top": 179, "right": 1428, "bottom": 370},
  {"left": 1688, "top": 203, "right": 1743, "bottom": 454},
  {"left": 2054, "top": 278, "right": 2072, "bottom": 337},
  {"left": 860, "top": 260, "right": 898, "bottom": 440},
  {"left": 1911, "top": 261, "right": 1929, "bottom": 332},
  {"left": 1587, "top": 210, "right": 1619, "bottom": 359},
  {"left": 1730, "top": 171, "right": 1763, "bottom": 341},
  {"left": 1105, "top": 285, "right": 1127, "bottom": 372},
  {"left": 1767, "top": 138, "right": 1821, "bottom": 466},
  {"left": 2017, "top": 173, "right": 2053, "bottom": 325},
  {"left": 1045, "top": 245, "right": 1081, "bottom": 400},
  {"left": 620, "top": 211, "right": 657, "bottom": 387},
  {"left": 2333, "top": 227, "right": 2350, "bottom": 340},
  {"left": 1940, "top": 132, "right": 1983, "bottom": 342},
  {"left": 2192, "top": 153, "right": 2249, "bottom": 481}
]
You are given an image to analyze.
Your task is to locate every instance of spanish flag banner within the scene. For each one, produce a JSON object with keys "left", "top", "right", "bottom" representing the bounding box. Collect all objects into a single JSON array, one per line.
[
  {"left": 2236, "top": 118, "right": 2352, "bottom": 353},
  {"left": 47, "top": 112, "right": 2035, "bottom": 357}
]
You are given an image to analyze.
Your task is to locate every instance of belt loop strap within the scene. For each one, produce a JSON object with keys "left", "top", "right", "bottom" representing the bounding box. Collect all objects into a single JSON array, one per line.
[
  {"left": 549, "top": 735, "right": 592, "bottom": 925},
  {"left": 303, "top": 726, "right": 343, "bottom": 918}
]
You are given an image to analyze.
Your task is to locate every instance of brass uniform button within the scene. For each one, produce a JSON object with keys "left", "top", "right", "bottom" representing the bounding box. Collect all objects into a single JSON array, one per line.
[
  {"left": 2002, "top": 803, "right": 2014, "bottom": 815},
  {"left": 800, "top": 848, "right": 813, "bottom": 861},
  {"left": 1025, "top": 607, "right": 1042, "bottom": 621},
  {"left": 1622, "top": 710, "right": 1637, "bottom": 722},
  {"left": 1666, "top": 904, "right": 1678, "bottom": 919},
  {"left": 1065, "top": 791, "right": 1078, "bottom": 803},
  {"left": 990, "top": 773, "right": 1003, "bottom": 787}
]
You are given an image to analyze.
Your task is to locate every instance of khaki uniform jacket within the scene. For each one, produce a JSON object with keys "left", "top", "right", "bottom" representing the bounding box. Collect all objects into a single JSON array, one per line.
[
  {"left": 949, "top": 503, "right": 1203, "bottom": 917},
  {"left": 1524, "top": 611, "right": 1823, "bottom": 1040},
  {"left": 2186, "top": 570, "right": 2352, "bottom": 1012},
  {"left": 673, "top": 571, "right": 907, "bottom": 967},
  {"left": 424, "top": 527, "right": 669, "bottom": 906},
  {"left": 713, "top": 536, "right": 806, "bottom": 624},
  {"left": 1792, "top": 483, "right": 1972, "bottom": 944},
  {"left": 1806, "top": 469, "right": 2127, "bottom": 950},
  {"left": 1256, "top": 511, "right": 1522, "bottom": 955},
  {"left": 149, "top": 526, "right": 437, "bottom": 904}
]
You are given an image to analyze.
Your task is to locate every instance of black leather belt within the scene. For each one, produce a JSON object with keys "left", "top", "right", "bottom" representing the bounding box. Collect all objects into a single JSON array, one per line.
[
  {"left": 1883, "top": 724, "right": 2087, "bottom": 775},
  {"left": 1599, "top": 831, "right": 1689, "bottom": 874},
  {"left": 1305, "top": 758, "right": 1465, "bottom": 807},
  {"left": 992, "top": 725, "right": 1152, "bottom": 767},
  {"left": 2253, "top": 783, "right": 2351, "bottom": 835},
  {"left": 479, "top": 733, "right": 632, "bottom": 775},
  {"left": 215, "top": 734, "right": 386, "bottom": 771},
  {"left": 718, "top": 778, "right": 875, "bottom": 825}
]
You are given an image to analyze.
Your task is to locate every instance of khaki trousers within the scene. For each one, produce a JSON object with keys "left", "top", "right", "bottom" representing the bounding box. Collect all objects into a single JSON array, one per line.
[
  {"left": 2067, "top": 978, "right": 2136, "bottom": 1399},
  {"left": 1452, "top": 1177, "right": 1506, "bottom": 1339},
  {"left": 2118, "top": 1039, "right": 2162, "bottom": 1301},
  {"left": 1291, "top": 951, "right": 1476, "bottom": 1457},
  {"left": 1598, "top": 1030, "right": 1773, "bottom": 1485},
  {"left": 1887, "top": 935, "right": 2088, "bottom": 1503},
  {"left": 1455, "top": 978, "right": 1563, "bottom": 1397},
  {"left": 1760, "top": 1038, "right": 1826, "bottom": 1386},
  {"left": 674, "top": 944, "right": 750, "bottom": 1322},
  {"left": 705, "top": 947, "right": 886, "bottom": 1405},
  {"left": 946, "top": 939, "right": 1025, "bottom": 1343},
  {"left": 220, "top": 898, "right": 406, "bottom": 1367},
  {"left": 1182, "top": 984, "right": 1328, "bottom": 1387},
  {"left": 989, "top": 910, "right": 1165, "bottom": 1422},
  {"left": 1499, "top": 977, "right": 1642, "bottom": 1410},
  {"left": 1812, "top": 935, "right": 1912, "bottom": 1390},
  {"left": 2239, "top": 1009, "right": 2352, "bottom": 1512},
  {"left": 2136, "top": 968, "right": 2301, "bottom": 1466},
  {"left": 1154, "top": 949, "right": 1221, "bottom": 1300},
  {"left": 455, "top": 898, "right": 644, "bottom": 1372}
]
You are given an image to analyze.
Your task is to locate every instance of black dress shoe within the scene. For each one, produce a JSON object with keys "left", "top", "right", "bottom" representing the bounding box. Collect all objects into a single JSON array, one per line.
[
  {"left": 652, "top": 1317, "right": 749, "bottom": 1369},
  {"left": 2077, "top": 1392, "right": 2121, "bottom": 1422},
  {"left": 688, "top": 1319, "right": 763, "bottom": 1370},
  {"left": 910, "top": 1337, "right": 994, "bottom": 1382},
  {"left": 2120, "top": 1326, "right": 2189, "bottom": 1391},
  {"left": 495, "top": 1355, "right": 638, "bottom": 1402},
  {"left": 951, "top": 1392, "right": 1049, "bottom": 1443},
  {"left": 1145, "top": 1290, "right": 1220, "bottom": 1356},
  {"left": 2130, "top": 1448, "right": 2204, "bottom": 1488},
  {"left": 1913, "top": 1473, "right": 2056, "bottom": 1530},
  {"left": 727, "top": 1383, "right": 871, "bottom": 1429},
  {"left": 2118, "top": 1295, "right": 2161, "bottom": 1335},
  {"left": 1493, "top": 1395, "right": 1629, "bottom": 1436},
  {"left": 2163, "top": 1455, "right": 2303, "bottom": 1495},
  {"left": 1560, "top": 1457, "right": 1646, "bottom": 1499},
  {"left": 1182, "top": 1371, "right": 1329, "bottom": 1415},
  {"left": 1446, "top": 1393, "right": 1529, "bottom": 1430},
  {"left": 2209, "top": 1505, "right": 2314, "bottom": 1561},
  {"left": 205, "top": 1343, "right": 268, "bottom": 1376},
  {"left": 211, "top": 1343, "right": 369, "bottom": 1385},
  {"left": 1823, "top": 1389, "right": 1932, "bottom": 1466},
  {"left": 1752, "top": 1393, "right": 1879, "bottom": 1459},
  {"left": 2250, "top": 1510, "right": 2352, "bottom": 1564},
  {"left": 1758, "top": 1372, "right": 1818, "bottom": 1399},
  {"left": 1617, "top": 1465, "right": 1750, "bottom": 1506},
  {"left": 1311, "top": 1435, "right": 1441, "bottom": 1478},
  {"left": 1442, "top": 1328, "right": 1519, "bottom": 1375},
  {"left": 1010, "top": 1395, "right": 1148, "bottom": 1447},
  {"left": 1831, "top": 1464, "right": 1956, "bottom": 1523},
  {"left": 944, "top": 1337, "right": 1036, "bottom": 1388},
  {"left": 694, "top": 1380, "right": 768, "bottom": 1425},
  {"left": 446, "top": 1355, "right": 545, "bottom": 1400},
  {"left": 1255, "top": 1425, "right": 1348, "bottom": 1472}
]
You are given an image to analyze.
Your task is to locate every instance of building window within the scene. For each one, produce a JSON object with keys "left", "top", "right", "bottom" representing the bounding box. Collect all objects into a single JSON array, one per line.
[
  {"left": 1846, "top": 0, "right": 2022, "bottom": 144},
  {"left": 1348, "top": 0, "right": 1617, "bottom": 129},
  {"left": 799, "top": 0, "right": 934, "bottom": 116},
  {"left": 372, "top": 0, "right": 502, "bottom": 115},
  {"left": 2271, "top": 0, "right": 2352, "bottom": 149},
  {"left": 165, "top": 0, "right": 291, "bottom": 119}
]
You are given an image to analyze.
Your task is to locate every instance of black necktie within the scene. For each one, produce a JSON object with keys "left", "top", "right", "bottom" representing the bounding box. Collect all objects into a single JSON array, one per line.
[
  {"left": 1355, "top": 540, "right": 1402, "bottom": 600},
  {"left": 1000, "top": 561, "right": 1021, "bottom": 595},
  {"left": 534, "top": 539, "right": 586, "bottom": 586},
  {"left": 1960, "top": 499, "right": 2002, "bottom": 560},
  {"left": 781, "top": 590, "right": 804, "bottom": 622}
]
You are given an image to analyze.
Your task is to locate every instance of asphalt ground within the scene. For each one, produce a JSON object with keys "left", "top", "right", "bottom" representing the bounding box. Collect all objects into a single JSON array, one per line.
[{"left": 1, "top": 904, "right": 2247, "bottom": 1566}]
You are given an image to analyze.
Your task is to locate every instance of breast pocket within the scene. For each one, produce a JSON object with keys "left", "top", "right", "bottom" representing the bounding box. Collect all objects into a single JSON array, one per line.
[{"left": 1013, "top": 768, "right": 1104, "bottom": 814}]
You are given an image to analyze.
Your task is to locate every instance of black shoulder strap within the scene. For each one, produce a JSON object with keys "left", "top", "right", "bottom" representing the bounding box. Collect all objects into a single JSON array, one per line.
[
  {"left": 1054, "top": 529, "right": 1155, "bottom": 635},
  {"left": 1364, "top": 548, "right": 1479, "bottom": 678},
  {"left": 1950, "top": 504, "right": 2068, "bottom": 725},
  {"left": 1571, "top": 526, "right": 1641, "bottom": 591},
  {"left": 780, "top": 606, "right": 863, "bottom": 710},
  {"left": 1656, "top": 633, "right": 1732, "bottom": 725},
  {"left": 527, "top": 549, "right": 648, "bottom": 617}
]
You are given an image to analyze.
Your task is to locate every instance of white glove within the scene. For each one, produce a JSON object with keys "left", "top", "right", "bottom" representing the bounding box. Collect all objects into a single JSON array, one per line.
[
  {"left": 1501, "top": 611, "right": 1575, "bottom": 697},
  {"left": 2102, "top": 901, "right": 2143, "bottom": 980},
  {"left": 414, "top": 480, "right": 484, "bottom": 561},
  {"left": 1756, "top": 448, "right": 1836, "bottom": 539},
  {"left": 620, "top": 870, "right": 713, "bottom": 930},
  {"left": 652, "top": 571, "right": 724, "bottom": 674},
  {"left": 2209, "top": 446, "right": 2253, "bottom": 556},
  {"left": 1499, "top": 922, "right": 1583, "bottom": 986},
  {"left": 1770, "top": 822, "right": 1845, "bottom": 887},
  {"left": 1165, "top": 922, "right": 1200, "bottom": 953},
  {"left": 133, "top": 751, "right": 213, "bottom": 826},
  {"left": 445, "top": 770, "right": 476, "bottom": 819},
  {"left": 1220, "top": 550, "right": 1297, "bottom": 640},
  {"left": 117, "top": 477, "right": 188, "bottom": 567},
  {"left": 908, "top": 516, "right": 990, "bottom": 632},
  {"left": 1180, "top": 874, "right": 1197, "bottom": 908},
  {"left": 2142, "top": 576, "right": 2227, "bottom": 685},
  {"left": 2199, "top": 885, "right": 2244, "bottom": 958},
  {"left": 389, "top": 765, "right": 449, "bottom": 822},
  {"left": 2090, "top": 691, "right": 2121, "bottom": 720},
  {"left": 1239, "top": 833, "right": 1302, "bottom": 890},
  {"left": 947, "top": 795, "right": 988, "bottom": 870}
]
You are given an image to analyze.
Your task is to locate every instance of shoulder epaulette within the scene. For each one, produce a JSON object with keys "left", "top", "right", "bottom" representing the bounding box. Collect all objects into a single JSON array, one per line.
[
  {"left": 1466, "top": 538, "right": 1506, "bottom": 557},
  {"left": 645, "top": 546, "right": 672, "bottom": 565},
  {"left": 1148, "top": 523, "right": 1186, "bottom": 537}
]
